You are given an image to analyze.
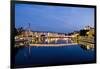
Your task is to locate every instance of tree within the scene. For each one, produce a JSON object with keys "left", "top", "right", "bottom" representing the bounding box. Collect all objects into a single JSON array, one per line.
[
  {"left": 79, "top": 29, "right": 89, "bottom": 36},
  {"left": 17, "top": 27, "right": 25, "bottom": 35}
]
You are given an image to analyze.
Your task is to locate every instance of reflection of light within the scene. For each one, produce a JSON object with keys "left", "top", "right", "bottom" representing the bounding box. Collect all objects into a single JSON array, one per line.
[
  {"left": 80, "top": 44, "right": 94, "bottom": 51},
  {"left": 64, "top": 38, "right": 68, "bottom": 40},
  {"left": 86, "top": 45, "right": 90, "bottom": 50},
  {"left": 42, "top": 37, "right": 76, "bottom": 44},
  {"left": 85, "top": 43, "right": 94, "bottom": 49},
  {"left": 45, "top": 39, "right": 48, "bottom": 42}
]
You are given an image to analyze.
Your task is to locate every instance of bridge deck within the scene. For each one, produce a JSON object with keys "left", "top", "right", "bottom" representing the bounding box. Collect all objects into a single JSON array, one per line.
[{"left": 29, "top": 43, "right": 78, "bottom": 47}]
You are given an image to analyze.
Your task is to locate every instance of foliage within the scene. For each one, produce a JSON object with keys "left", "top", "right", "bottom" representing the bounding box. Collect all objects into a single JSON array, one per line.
[{"left": 79, "top": 29, "right": 89, "bottom": 36}]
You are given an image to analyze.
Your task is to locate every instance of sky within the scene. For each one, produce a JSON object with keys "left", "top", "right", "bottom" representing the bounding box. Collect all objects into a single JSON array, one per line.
[{"left": 15, "top": 4, "right": 94, "bottom": 33}]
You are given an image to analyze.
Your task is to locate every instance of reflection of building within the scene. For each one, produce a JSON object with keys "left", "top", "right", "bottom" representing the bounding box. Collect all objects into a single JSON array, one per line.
[{"left": 80, "top": 44, "right": 94, "bottom": 51}]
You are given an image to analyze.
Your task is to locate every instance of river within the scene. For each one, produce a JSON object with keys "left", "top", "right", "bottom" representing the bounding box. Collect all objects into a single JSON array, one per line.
[{"left": 14, "top": 40, "right": 95, "bottom": 68}]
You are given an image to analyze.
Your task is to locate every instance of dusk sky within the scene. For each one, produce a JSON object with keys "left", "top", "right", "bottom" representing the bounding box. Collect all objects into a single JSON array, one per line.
[{"left": 15, "top": 4, "right": 94, "bottom": 33}]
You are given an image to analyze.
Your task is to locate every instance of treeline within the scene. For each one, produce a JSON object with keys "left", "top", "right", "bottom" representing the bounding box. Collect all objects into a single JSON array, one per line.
[
  {"left": 68, "top": 29, "right": 91, "bottom": 36},
  {"left": 14, "top": 27, "right": 25, "bottom": 36}
]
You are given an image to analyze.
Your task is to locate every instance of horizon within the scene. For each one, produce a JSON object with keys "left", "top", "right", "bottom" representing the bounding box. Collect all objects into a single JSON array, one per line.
[{"left": 15, "top": 25, "right": 94, "bottom": 34}]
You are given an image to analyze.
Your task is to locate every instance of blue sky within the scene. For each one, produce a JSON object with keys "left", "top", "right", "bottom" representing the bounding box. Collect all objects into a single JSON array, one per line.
[{"left": 15, "top": 4, "right": 94, "bottom": 33}]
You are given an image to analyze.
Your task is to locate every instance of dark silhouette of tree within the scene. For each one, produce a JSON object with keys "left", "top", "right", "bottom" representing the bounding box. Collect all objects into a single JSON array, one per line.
[
  {"left": 79, "top": 29, "right": 89, "bottom": 36},
  {"left": 17, "top": 27, "right": 25, "bottom": 35},
  {"left": 14, "top": 28, "right": 18, "bottom": 36},
  {"left": 14, "top": 27, "right": 25, "bottom": 36},
  {"left": 92, "top": 34, "right": 95, "bottom": 37},
  {"left": 68, "top": 32, "right": 74, "bottom": 35}
]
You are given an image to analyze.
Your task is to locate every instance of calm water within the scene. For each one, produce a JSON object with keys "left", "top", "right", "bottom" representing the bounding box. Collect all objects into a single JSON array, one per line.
[{"left": 15, "top": 40, "right": 95, "bottom": 67}]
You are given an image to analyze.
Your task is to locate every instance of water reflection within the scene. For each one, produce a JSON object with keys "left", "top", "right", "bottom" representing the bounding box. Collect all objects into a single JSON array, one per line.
[
  {"left": 32, "top": 37, "right": 95, "bottom": 51},
  {"left": 14, "top": 37, "right": 95, "bottom": 68},
  {"left": 80, "top": 44, "right": 94, "bottom": 51},
  {"left": 44, "top": 38, "right": 72, "bottom": 44},
  {"left": 30, "top": 37, "right": 73, "bottom": 44},
  {"left": 15, "top": 37, "right": 95, "bottom": 50}
]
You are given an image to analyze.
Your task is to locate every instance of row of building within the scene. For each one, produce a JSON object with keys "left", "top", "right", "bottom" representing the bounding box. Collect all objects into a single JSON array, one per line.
[{"left": 15, "top": 26, "right": 95, "bottom": 40}]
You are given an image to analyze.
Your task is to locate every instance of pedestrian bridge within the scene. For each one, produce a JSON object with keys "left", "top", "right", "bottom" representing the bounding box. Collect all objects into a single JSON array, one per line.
[{"left": 29, "top": 43, "right": 78, "bottom": 47}]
